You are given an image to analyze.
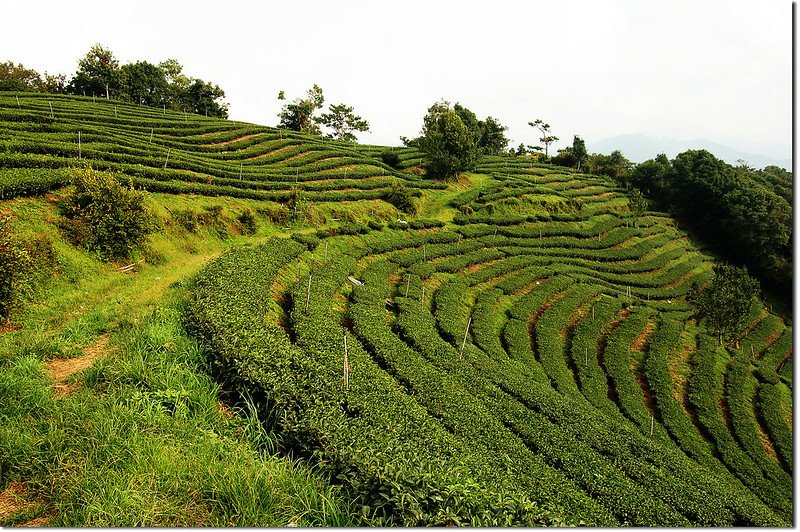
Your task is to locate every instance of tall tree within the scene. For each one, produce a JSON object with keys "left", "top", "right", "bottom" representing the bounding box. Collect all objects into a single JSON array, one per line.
[
  {"left": 118, "top": 61, "right": 168, "bottom": 106},
  {"left": 478, "top": 116, "right": 509, "bottom": 155},
  {"left": 0, "top": 61, "right": 42, "bottom": 91},
  {"left": 418, "top": 101, "right": 478, "bottom": 180},
  {"left": 528, "top": 119, "right": 558, "bottom": 156},
  {"left": 278, "top": 84, "right": 324, "bottom": 134},
  {"left": 688, "top": 263, "right": 760, "bottom": 347},
  {"left": 316, "top": 103, "right": 369, "bottom": 142},
  {"left": 184, "top": 79, "right": 228, "bottom": 118},
  {"left": 572, "top": 135, "right": 588, "bottom": 171},
  {"left": 69, "top": 44, "right": 120, "bottom": 98}
]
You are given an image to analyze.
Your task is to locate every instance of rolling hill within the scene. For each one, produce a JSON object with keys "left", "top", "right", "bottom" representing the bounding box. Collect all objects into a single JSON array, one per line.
[{"left": 0, "top": 93, "right": 792, "bottom": 526}]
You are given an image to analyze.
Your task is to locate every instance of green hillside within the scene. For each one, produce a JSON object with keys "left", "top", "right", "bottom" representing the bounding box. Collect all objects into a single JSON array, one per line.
[{"left": 0, "top": 93, "right": 792, "bottom": 526}]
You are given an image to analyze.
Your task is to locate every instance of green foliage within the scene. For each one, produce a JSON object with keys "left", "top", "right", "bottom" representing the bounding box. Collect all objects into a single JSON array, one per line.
[
  {"left": 589, "top": 150, "right": 633, "bottom": 180},
  {"left": 571, "top": 135, "right": 588, "bottom": 171},
  {"left": 628, "top": 187, "right": 648, "bottom": 219},
  {"left": 528, "top": 119, "right": 558, "bottom": 156},
  {"left": 68, "top": 43, "right": 120, "bottom": 98},
  {"left": 118, "top": 61, "right": 169, "bottom": 106},
  {"left": 0, "top": 61, "right": 67, "bottom": 93},
  {"left": 418, "top": 101, "right": 479, "bottom": 180},
  {"left": 0, "top": 215, "right": 54, "bottom": 322},
  {"left": 237, "top": 208, "right": 257, "bottom": 235},
  {"left": 316, "top": 103, "right": 369, "bottom": 142},
  {"left": 385, "top": 181, "right": 415, "bottom": 214},
  {"left": 59, "top": 167, "right": 157, "bottom": 260},
  {"left": 380, "top": 150, "right": 401, "bottom": 168},
  {"left": 688, "top": 263, "right": 760, "bottom": 346},
  {"left": 278, "top": 84, "right": 324, "bottom": 134}
]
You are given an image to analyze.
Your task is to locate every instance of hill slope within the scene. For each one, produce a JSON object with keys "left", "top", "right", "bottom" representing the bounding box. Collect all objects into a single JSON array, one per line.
[{"left": 0, "top": 94, "right": 793, "bottom": 526}]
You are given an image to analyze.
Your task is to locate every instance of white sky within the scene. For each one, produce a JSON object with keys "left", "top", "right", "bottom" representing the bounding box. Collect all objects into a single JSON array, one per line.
[{"left": 1, "top": 0, "right": 792, "bottom": 156}]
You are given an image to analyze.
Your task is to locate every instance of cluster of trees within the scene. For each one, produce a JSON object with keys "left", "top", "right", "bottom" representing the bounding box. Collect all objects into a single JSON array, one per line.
[
  {"left": 1, "top": 44, "right": 229, "bottom": 117},
  {"left": 277, "top": 84, "right": 370, "bottom": 142},
  {"left": 622, "top": 150, "right": 791, "bottom": 295},
  {"left": 404, "top": 101, "right": 509, "bottom": 180}
]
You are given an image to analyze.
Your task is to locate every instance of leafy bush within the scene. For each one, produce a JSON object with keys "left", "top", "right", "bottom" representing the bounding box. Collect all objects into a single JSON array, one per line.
[
  {"left": 237, "top": 209, "right": 257, "bottom": 235},
  {"left": 0, "top": 215, "right": 55, "bottom": 321},
  {"left": 59, "top": 167, "right": 156, "bottom": 260},
  {"left": 385, "top": 181, "right": 416, "bottom": 214},
  {"left": 380, "top": 150, "right": 401, "bottom": 168}
]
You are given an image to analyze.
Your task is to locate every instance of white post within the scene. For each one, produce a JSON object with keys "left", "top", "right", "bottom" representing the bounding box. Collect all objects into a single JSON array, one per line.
[
  {"left": 460, "top": 316, "right": 472, "bottom": 357},
  {"left": 649, "top": 415, "right": 654, "bottom": 437},
  {"left": 114, "top": 106, "right": 117, "bottom": 119},
  {"left": 48, "top": 101, "right": 54, "bottom": 118},
  {"left": 15, "top": 95, "right": 20, "bottom": 107},
  {"left": 149, "top": 128, "right": 154, "bottom": 143},
  {"left": 423, "top": 245, "right": 426, "bottom": 261},
  {"left": 305, "top": 272, "right": 312, "bottom": 312},
  {"left": 163, "top": 148, "right": 171, "bottom": 169},
  {"left": 78, "top": 131, "right": 81, "bottom": 160},
  {"left": 343, "top": 334, "right": 350, "bottom": 389},
  {"left": 405, "top": 276, "right": 410, "bottom": 297}
]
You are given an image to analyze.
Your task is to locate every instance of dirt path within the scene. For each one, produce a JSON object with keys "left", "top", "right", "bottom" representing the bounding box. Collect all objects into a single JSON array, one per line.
[{"left": 46, "top": 333, "right": 110, "bottom": 396}]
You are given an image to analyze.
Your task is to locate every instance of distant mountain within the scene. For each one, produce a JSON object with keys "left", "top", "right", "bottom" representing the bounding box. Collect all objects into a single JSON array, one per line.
[{"left": 588, "top": 134, "right": 792, "bottom": 171}]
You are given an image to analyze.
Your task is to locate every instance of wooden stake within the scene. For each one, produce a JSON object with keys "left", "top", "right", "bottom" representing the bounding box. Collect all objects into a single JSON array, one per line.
[
  {"left": 297, "top": 258, "right": 301, "bottom": 281},
  {"left": 149, "top": 128, "right": 154, "bottom": 143},
  {"left": 343, "top": 334, "right": 350, "bottom": 389},
  {"left": 405, "top": 276, "right": 410, "bottom": 296},
  {"left": 48, "top": 101, "right": 54, "bottom": 118},
  {"left": 423, "top": 245, "right": 426, "bottom": 261},
  {"left": 305, "top": 272, "right": 312, "bottom": 312},
  {"left": 324, "top": 241, "right": 328, "bottom": 263},
  {"left": 460, "top": 317, "right": 472, "bottom": 357},
  {"left": 15, "top": 95, "right": 20, "bottom": 107},
  {"left": 78, "top": 131, "right": 81, "bottom": 159},
  {"left": 114, "top": 105, "right": 117, "bottom": 119},
  {"left": 163, "top": 148, "right": 171, "bottom": 169},
  {"left": 649, "top": 415, "right": 654, "bottom": 437}
]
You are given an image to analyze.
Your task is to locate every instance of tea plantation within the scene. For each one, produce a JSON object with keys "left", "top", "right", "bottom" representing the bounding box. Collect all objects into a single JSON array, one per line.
[{"left": 0, "top": 93, "right": 792, "bottom": 526}]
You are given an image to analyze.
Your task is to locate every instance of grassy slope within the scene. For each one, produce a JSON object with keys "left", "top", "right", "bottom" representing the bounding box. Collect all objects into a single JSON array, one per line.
[
  {"left": 0, "top": 193, "right": 364, "bottom": 526},
  {"left": 0, "top": 95, "right": 792, "bottom": 525}
]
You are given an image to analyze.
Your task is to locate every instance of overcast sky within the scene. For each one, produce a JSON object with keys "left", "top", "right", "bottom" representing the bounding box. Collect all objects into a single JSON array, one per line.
[{"left": 1, "top": 0, "right": 792, "bottom": 157}]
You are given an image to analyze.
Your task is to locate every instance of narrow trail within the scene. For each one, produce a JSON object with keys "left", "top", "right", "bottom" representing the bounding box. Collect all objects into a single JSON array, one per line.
[{"left": 46, "top": 333, "right": 110, "bottom": 397}]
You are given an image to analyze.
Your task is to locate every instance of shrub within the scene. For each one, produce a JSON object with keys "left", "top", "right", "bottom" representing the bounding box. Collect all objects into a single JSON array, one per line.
[
  {"left": 59, "top": 168, "right": 156, "bottom": 260},
  {"left": 237, "top": 209, "right": 257, "bottom": 235},
  {"left": 386, "top": 182, "right": 416, "bottom": 214},
  {"left": 380, "top": 150, "right": 401, "bottom": 168},
  {"left": 0, "top": 215, "right": 55, "bottom": 321}
]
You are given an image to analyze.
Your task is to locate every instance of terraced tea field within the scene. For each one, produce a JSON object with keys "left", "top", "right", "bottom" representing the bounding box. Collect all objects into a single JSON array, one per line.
[{"left": 1, "top": 93, "right": 792, "bottom": 526}]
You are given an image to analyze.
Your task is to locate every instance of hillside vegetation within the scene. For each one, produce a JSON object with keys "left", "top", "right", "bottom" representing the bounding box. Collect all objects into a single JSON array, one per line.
[{"left": 0, "top": 93, "right": 792, "bottom": 526}]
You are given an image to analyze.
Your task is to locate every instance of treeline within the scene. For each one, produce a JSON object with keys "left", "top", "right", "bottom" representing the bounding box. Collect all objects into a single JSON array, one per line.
[
  {"left": 0, "top": 44, "right": 228, "bottom": 117},
  {"left": 586, "top": 149, "right": 791, "bottom": 297}
]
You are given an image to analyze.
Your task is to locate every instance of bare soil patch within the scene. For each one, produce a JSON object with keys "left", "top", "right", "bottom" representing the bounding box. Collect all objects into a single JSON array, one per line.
[
  {"left": 46, "top": 334, "right": 110, "bottom": 397},
  {"left": 630, "top": 321, "right": 656, "bottom": 351}
]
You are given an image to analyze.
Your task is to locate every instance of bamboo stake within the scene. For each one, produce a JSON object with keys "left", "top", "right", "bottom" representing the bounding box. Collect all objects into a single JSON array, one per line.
[
  {"left": 15, "top": 95, "right": 20, "bottom": 107},
  {"left": 163, "top": 148, "right": 171, "bottom": 169},
  {"left": 405, "top": 276, "right": 410, "bottom": 296},
  {"left": 343, "top": 334, "right": 350, "bottom": 389},
  {"left": 78, "top": 131, "right": 81, "bottom": 159},
  {"left": 48, "top": 101, "right": 54, "bottom": 118},
  {"left": 649, "top": 415, "right": 654, "bottom": 437},
  {"left": 460, "top": 317, "right": 472, "bottom": 357},
  {"left": 324, "top": 241, "right": 328, "bottom": 263},
  {"left": 305, "top": 272, "right": 312, "bottom": 312},
  {"left": 149, "top": 128, "right": 154, "bottom": 143}
]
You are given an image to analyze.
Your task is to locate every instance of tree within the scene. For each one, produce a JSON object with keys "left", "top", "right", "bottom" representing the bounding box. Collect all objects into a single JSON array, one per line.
[
  {"left": 417, "top": 101, "right": 479, "bottom": 180},
  {"left": 478, "top": 116, "right": 509, "bottom": 155},
  {"left": 68, "top": 44, "right": 120, "bottom": 98},
  {"left": 184, "top": 79, "right": 228, "bottom": 118},
  {"left": 628, "top": 188, "right": 648, "bottom": 227},
  {"left": 688, "top": 263, "right": 760, "bottom": 347},
  {"left": 118, "top": 61, "right": 168, "bottom": 106},
  {"left": 528, "top": 119, "right": 558, "bottom": 156},
  {"left": 572, "top": 135, "right": 588, "bottom": 171},
  {"left": 385, "top": 181, "right": 416, "bottom": 214},
  {"left": 589, "top": 150, "right": 632, "bottom": 181},
  {"left": 59, "top": 168, "right": 156, "bottom": 260},
  {"left": 316, "top": 103, "right": 369, "bottom": 142},
  {"left": 278, "top": 84, "right": 324, "bottom": 134},
  {"left": 0, "top": 61, "right": 42, "bottom": 91}
]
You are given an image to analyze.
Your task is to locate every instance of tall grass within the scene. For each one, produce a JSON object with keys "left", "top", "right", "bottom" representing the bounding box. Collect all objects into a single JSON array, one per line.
[{"left": 0, "top": 292, "right": 359, "bottom": 526}]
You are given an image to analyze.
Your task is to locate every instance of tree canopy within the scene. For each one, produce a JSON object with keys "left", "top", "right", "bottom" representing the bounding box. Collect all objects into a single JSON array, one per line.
[
  {"left": 316, "top": 103, "right": 370, "bottom": 142},
  {"left": 688, "top": 263, "right": 760, "bottom": 347},
  {"left": 278, "top": 84, "right": 325, "bottom": 134},
  {"left": 417, "top": 101, "right": 479, "bottom": 180}
]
